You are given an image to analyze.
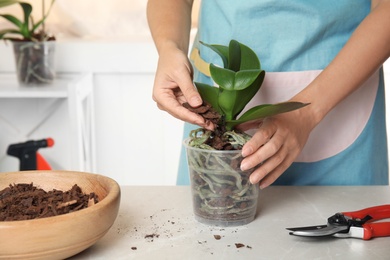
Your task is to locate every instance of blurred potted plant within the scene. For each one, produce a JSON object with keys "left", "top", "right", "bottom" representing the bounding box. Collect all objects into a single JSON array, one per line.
[
  {"left": 183, "top": 39, "right": 309, "bottom": 226},
  {"left": 0, "top": 0, "right": 56, "bottom": 85}
]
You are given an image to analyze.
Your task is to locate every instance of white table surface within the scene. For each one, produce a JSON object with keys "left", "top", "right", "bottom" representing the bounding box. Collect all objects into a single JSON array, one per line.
[{"left": 70, "top": 186, "right": 390, "bottom": 260}]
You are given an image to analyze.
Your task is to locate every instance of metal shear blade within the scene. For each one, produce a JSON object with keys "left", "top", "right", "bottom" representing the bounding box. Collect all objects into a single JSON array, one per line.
[
  {"left": 287, "top": 224, "right": 347, "bottom": 237},
  {"left": 286, "top": 204, "right": 390, "bottom": 240}
]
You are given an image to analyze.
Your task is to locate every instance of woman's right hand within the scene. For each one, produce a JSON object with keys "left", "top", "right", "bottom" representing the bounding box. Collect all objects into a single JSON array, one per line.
[{"left": 152, "top": 43, "right": 214, "bottom": 130}]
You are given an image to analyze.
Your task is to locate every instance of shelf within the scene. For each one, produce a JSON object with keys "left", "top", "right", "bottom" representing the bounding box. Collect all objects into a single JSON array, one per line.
[
  {"left": 0, "top": 73, "right": 96, "bottom": 172},
  {"left": 0, "top": 73, "right": 80, "bottom": 98}
]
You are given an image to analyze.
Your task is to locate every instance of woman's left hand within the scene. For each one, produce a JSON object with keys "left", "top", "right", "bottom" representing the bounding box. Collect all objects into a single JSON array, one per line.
[{"left": 239, "top": 110, "right": 313, "bottom": 189}]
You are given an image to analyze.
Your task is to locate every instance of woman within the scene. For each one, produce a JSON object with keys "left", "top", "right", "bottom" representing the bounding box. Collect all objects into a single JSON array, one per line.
[{"left": 147, "top": 0, "right": 390, "bottom": 188}]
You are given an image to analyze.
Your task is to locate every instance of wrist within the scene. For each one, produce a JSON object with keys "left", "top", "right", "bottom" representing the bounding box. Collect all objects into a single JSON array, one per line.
[
  {"left": 289, "top": 96, "right": 326, "bottom": 132},
  {"left": 156, "top": 39, "right": 189, "bottom": 56}
]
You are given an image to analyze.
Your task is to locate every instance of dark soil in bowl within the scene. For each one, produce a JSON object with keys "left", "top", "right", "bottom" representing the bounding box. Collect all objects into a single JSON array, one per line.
[{"left": 0, "top": 183, "right": 99, "bottom": 221}]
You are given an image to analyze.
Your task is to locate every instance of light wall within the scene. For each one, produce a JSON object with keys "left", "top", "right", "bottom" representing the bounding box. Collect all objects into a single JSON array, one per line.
[{"left": 0, "top": 0, "right": 151, "bottom": 39}]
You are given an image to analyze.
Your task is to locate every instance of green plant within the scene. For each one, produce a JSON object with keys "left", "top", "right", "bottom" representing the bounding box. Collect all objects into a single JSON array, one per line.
[
  {"left": 184, "top": 40, "right": 309, "bottom": 224},
  {"left": 188, "top": 40, "right": 309, "bottom": 149},
  {"left": 0, "top": 0, "right": 55, "bottom": 41}
]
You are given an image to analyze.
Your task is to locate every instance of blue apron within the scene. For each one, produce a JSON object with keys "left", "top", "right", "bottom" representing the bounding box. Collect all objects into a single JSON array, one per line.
[{"left": 177, "top": 0, "right": 388, "bottom": 186}]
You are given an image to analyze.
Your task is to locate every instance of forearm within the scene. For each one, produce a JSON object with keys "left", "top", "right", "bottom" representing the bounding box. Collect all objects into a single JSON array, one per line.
[
  {"left": 292, "top": 0, "right": 390, "bottom": 128},
  {"left": 147, "top": 0, "right": 194, "bottom": 54}
]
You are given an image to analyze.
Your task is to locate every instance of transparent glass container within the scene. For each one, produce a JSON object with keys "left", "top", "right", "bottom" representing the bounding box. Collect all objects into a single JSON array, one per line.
[
  {"left": 12, "top": 41, "right": 56, "bottom": 85},
  {"left": 184, "top": 139, "right": 259, "bottom": 226}
]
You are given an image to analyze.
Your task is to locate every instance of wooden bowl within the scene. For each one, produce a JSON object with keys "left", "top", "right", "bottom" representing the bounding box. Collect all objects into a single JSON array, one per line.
[{"left": 0, "top": 170, "right": 121, "bottom": 260}]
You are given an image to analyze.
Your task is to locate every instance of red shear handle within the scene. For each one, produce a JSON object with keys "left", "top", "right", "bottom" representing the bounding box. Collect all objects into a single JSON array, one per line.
[
  {"left": 362, "top": 222, "right": 390, "bottom": 240},
  {"left": 342, "top": 204, "right": 390, "bottom": 221}
]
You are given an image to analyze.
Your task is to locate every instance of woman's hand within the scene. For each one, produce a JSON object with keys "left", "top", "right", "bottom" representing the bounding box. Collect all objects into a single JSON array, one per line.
[
  {"left": 240, "top": 109, "right": 313, "bottom": 189},
  {"left": 147, "top": 0, "right": 213, "bottom": 128},
  {"left": 152, "top": 43, "right": 214, "bottom": 130}
]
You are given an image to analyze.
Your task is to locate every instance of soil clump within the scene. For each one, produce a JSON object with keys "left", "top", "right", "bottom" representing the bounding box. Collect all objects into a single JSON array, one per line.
[{"left": 0, "top": 183, "right": 98, "bottom": 221}]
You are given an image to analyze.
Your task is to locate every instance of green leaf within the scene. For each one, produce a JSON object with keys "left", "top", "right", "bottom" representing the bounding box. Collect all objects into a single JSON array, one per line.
[
  {"left": 228, "top": 40, "right": 241, "bottom": 71},
  {"left": 233, "top": 69, "right": 262, "bottom": 90},
  {"left": 238, "top": 41, "right": 261, "bottom": 70},
  {"left": 0, "top": 0, "right": 56, "bottom": 41},
  {"left": 200, "top": 41, "right": 229, "bottom": 68},
  {"left": 19, "top": 2, "right": 32, "bottom": 38},
  {"left": 210, "top": 64, "right": 262, "bottom": 91},
  {"left": 20, "top": 2, "right": 32, "bottom": 24},
  {"left": 0, "top": 28, "right": 22, "bottom": 35},
  {"left": 194, "top": 39, "right": 309, "bottom": 133},
  {"left": 218, "top": 69, "right": 263, "bottom": 121},
  {"left": 194, "top": 82, "right": 221, "bottom": 114},
  {"left": 226, "top": 102, "right": 310, "bottom": 129},
  {"left": 0, "top": 0, "right": 18, "bottom": 8},
  {"left": 236, "top": 70, "right": 265, "bottom": 105},
  {"left": 0, "top": 14, "right": 22, "bottom": 28},
  {"left": 231, "top": 70, "right": 265, "bottom": 118},
  {"left": 209, "top": 64, "right": 235, "bottom": 90},
  {"left": 0, "top": 28, "right": 21, "bottom": 39}
]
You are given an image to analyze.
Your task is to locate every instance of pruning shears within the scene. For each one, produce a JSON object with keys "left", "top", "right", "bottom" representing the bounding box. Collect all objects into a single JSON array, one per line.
[{"left": 287, "top": 204, "right": 390, "bottom": 240}]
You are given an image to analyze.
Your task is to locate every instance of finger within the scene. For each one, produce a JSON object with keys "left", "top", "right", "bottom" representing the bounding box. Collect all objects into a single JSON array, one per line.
[
  {"left": 155, "top": 90, "right": 214, "bottom": 130},
  {"left": 241, "top": 128, "right": 286, "bottom": 172},
  {"left": 158, "top": 93, "right": 208, "bottom": 125},
  {"left": 247, "top": 144, "right": 285, "bottom": 183},
  {"left": 173, "top": 64, "right": 203, "bottom": 108},
  {"left": 248, "top": 146, "right": 292, "bottom": 186},
  {"left": 241, "top": 119, "right": 277, "bottom": 158},
  {"left": 257, "top": 152, "right": 296, "bottom": 189}
]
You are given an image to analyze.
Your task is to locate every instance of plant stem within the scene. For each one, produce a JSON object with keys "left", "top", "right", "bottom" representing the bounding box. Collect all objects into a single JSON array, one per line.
[{"left": 42, "top": 0, "right": 45, "bottom": 32}]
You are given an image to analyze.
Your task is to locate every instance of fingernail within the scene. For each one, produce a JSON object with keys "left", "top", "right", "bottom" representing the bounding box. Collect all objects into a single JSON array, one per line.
[
  {"left": 249, "top": 174, "right": 257, "bottom": 184},
  {"left": 205, "top": 121, "right": 215, "bottom": 131},
  {"left": 259, "top": 182, "right": 268, "bottom": 189},
  {"left": 241, "top": 161, "right": 249, "bottom": 171},
  {"left": 242, "top": 146, "right": 252, "bottom": 157},
  {"left": 190, "top": 96, "right": 202, "bottom": 106}
]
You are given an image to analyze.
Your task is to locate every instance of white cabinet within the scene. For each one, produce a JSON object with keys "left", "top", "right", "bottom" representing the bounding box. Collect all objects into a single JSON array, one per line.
[
  {"left": 0, "top": 73, "right": 95, "bottom": 172},
  {"left": 93, "top": 73, "right": 184, "bottom": 185}
]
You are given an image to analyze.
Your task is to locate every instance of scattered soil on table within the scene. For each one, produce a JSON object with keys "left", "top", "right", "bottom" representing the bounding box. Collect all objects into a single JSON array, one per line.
[
  {"left": 213, "top": 234, "right": 222, "bottom": 240},
  {"left": 0, "top": 183, "right": 99, "bottom": 221},
  {"left": 235, "top": 243, "right": 245, "bottom": 248},
  {"left": 144, "top": 233, "right": 160, "bottom": 240},
  {"left": 125, "top": 207, "right": 253, "bottom": 254}
]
